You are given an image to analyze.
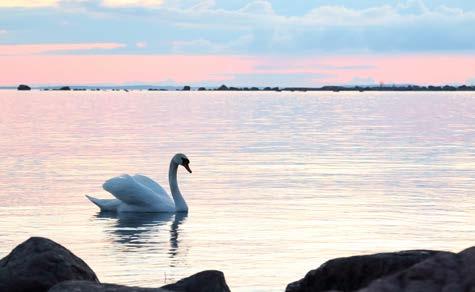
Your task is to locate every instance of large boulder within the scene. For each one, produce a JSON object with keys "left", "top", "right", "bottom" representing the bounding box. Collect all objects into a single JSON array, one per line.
[
  {"left": 286, "top": 250, "right": 440, "bottom": 292},
  {"left": 0, "top": 237, "right": 99, "bottom": 292},
  {"left": 49, "top": 281, "right": 168, "bottom": 291},
  {"left": 162, "top": 270, "right": 230, "bottom": 292},
  {"left": 17, "top": 84, "right": 31, "bottom": 90},
  {"left": 361, "top": 247, "right": 475, "bottom": 291},
  {"left": 49, "top": 270, "right": 230, "bottom": 292}
]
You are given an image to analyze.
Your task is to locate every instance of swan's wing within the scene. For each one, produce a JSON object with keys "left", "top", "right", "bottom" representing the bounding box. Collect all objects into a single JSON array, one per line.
[
  {"left": 132, "top": 174, "right": 169, "bottom": 197},
  {"left": 103, "top": 174, "right": 159, "bottom": 206}
]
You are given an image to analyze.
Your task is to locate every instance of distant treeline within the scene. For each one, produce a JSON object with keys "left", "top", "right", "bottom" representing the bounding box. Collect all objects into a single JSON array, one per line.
[
  {"left": 16, "top": 84, "right": 475, "bottom": 92},
  {"left": 196, "top": 84, "right": 475, "bottom": 92}
]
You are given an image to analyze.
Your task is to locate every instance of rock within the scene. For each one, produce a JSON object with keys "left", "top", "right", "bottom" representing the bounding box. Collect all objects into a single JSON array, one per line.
[
  {"left": 361, "top": 247, "right": 475, "bottom": 292},
  {"left": 50, "top": 270, "right": 230, "bottom": 292},
  {"left": 0, "top": 237, "right": 99, "bottom": 292},
  {"left": 49, "top": 281, "right": 168, "bottom": 291},
  {"left": 198, "top": 87, "right": 206, "bottom": 91},
  {"left": 162, "top": 270, "right": 231, "bottom": 292},
  {"left": 17, "top": 84, "right": 31, "bottom": 90},
  {"left": 286, "top": 250, "right": 440, "bottom": 292},
  {"left": 182, "top": 85, "right": 191, "bottom": 91},
  {"left": 59, "top": 86, "right": 71, "bottom": 91}
]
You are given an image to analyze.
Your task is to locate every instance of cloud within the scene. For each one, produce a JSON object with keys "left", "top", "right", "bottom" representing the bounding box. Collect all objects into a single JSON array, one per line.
[
  {"left": 238, "top": 0, "right": 274, "bottom": 15},
  {"left": 135, "top": 41, "right": 147, "bottom": 48},
  {"left": 100, "top": 0, "right": 164, "bottom": 8},
  {"left": 0, "top": 43, "right": 125, "bottom": 56},
  {"left": 1, "top": 1, "right": 475, "bottom": 55},
  {"left": 172, "top": 34, "right": 253, "bottom": 54},
  {"left": 0, "top": 0, "right": 59, "bottom": 8},
  {"left": 0, "top": 29, "right": 7, "bottom": 35}
]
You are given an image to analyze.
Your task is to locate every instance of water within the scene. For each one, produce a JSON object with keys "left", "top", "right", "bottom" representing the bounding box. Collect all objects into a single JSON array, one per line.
[{"left": 0, "top": 90, "right": 474, "bottom": 291}]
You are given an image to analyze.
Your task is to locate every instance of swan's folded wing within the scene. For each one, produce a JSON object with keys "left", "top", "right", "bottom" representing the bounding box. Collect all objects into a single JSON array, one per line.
[
  {"left": 103, "top": 174, "right": 157, "bottom": 206},
  {"left": 132, "top": 174, "right": 169, "bottom": 197}
]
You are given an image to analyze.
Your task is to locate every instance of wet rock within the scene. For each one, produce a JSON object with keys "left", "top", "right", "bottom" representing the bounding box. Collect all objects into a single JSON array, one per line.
[
  {"left": 286, "top": 250, "right": 440, "bottom": 292},
  {"left": 361, "top": 247, "right": 475, "bottom": 292},
  {"left": 59, "top": 86, "right": 71, "bottom": 91},
  {"left": 0, "top": 237, "right": 99, "bottom": 292},
  {"left": 50, "top": 270, "right": 230, "bottom": 292},
  {"left": 162, "top": 270, "right": 231, "bottom": 292},
  {"left": 17, "top": 84, "right": 31, "bottom": 90},
  {"left": 49, "top": 281, "right": 168, "bottom": 291},
  {"left": 182, "top": 85, "right": 191, "bottom": 91}
]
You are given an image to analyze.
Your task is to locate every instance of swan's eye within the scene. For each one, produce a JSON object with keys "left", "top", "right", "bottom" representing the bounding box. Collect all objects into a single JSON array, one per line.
[{"left": 181, "top": 158, "right": 190, "bottom": 165}]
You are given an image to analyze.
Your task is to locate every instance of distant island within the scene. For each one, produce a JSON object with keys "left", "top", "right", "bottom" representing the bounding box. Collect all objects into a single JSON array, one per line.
[{"left": 13, "top": 84, "right": 475, "bottom": 92}]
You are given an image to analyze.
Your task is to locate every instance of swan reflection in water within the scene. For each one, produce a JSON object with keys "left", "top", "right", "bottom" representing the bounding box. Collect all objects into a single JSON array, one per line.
[{"left": 95, "top": 212, "right": 188, "bottom": 258}]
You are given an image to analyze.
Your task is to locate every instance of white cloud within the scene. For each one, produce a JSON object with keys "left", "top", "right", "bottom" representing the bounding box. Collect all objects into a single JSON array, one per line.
[
  {"left": 101, "top": 0, "right": 164, "bottom": 8},
  {"left": 172, "top": 34, "right": 253, "bottom": 53},
  {"left": 238, "top": 0, "right": 274, "bottom": 15},
  {"left": 135, "top": 41, "right": 147, "bottom": 48},
  {"left": 0, "top": 42, "right": 125, "bottom": 56},
  {"left": 0, "top": 29, "right": 7, "bottom": 35},
  {"left": 0, "top": 0, "right": 59, "bottom": 8}
]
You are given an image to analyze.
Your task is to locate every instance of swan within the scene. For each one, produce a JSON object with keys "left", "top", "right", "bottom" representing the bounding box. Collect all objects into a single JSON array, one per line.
[{"left": 86, "top": 153, "right": 191, "bottom": 213}]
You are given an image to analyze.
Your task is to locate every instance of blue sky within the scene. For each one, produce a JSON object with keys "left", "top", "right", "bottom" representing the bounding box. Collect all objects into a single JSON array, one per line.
[{"left": 0, "top": 0, "right": 474, "bottom": 86}]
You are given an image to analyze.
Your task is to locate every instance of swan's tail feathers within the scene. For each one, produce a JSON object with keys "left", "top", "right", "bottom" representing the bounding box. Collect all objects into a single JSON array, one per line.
[{"left": 85, "top": 195, "right": 121, "bottom": 212}]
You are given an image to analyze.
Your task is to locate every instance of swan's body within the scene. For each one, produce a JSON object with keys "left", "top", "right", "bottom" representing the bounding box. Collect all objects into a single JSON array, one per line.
[{"left": 86, "top": 154, "right": 191, "bottom": 213}]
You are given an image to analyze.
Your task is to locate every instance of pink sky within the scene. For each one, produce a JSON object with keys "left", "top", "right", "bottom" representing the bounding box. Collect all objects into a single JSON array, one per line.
[{"left": 1, "top": 44, "right": 474, "bottom": 86}]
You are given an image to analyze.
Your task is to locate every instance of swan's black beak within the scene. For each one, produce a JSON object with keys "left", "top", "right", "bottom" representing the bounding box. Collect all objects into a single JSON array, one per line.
[{"left": 183, "top": 163, "right": 192, "bottom": 173}]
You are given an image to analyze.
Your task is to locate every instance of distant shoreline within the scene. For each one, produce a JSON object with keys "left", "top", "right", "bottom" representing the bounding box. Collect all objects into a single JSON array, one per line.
[{"left": 8, "top": 84, "right": 475, "bottom": 92}]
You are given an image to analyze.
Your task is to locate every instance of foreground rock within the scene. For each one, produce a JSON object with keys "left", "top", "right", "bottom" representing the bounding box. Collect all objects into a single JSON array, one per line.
[
  {"left": 0, "top": 237, "right": 99, "bottom": 292},
  {"left": 361, "top": 247, "right": 475, "bottom": 292},
  {"left": 50, "top": 270, "right": 230, "bottom": 292},
  {"left": 162, "top": 270, "right": 230, "bottom": 292},
  {"left": 286, "top": 250, "right": 440, "bottom": 292},
  {"left": 49, "top": 281, "right": 167, "bottom": 291},
  {"left": 0, "top": 237, "right": 230, "bottom": 292}
]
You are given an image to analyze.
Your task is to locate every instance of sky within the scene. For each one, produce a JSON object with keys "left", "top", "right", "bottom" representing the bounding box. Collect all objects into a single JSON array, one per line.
[{"left": 1, "top": 0, "right": 475, "bottom": 86}]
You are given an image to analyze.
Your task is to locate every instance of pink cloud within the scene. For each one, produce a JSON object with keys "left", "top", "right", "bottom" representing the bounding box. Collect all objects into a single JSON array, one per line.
[
  {"left": 0, "top": 52, "right": 474, "bottom": 86},
  {"left": 0, "top": 43, "right": 125, "bottom": 56}
]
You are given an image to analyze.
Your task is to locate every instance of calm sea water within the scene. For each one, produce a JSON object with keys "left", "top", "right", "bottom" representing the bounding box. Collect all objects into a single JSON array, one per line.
[{"left": 0, "top": 91, "right": 474, "bottom": 291}]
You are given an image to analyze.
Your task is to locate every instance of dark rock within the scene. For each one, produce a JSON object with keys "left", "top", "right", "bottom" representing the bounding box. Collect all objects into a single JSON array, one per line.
[
  {"left": 50, "top": 270, "right": 230, "bottom": 292},
  {"left": 49, "top": 281, "right": 168, "bottom": 291},
  {"left": 198, "top": 87, "right": 206, "bottom": 91},
  {"left": 0, "top": 237, "right": 99, "bottom": 292},
  {"left": 361, "top": 247, "right": 475, "bottom": 292},
  {"left": 216, "top": 85, "right": 228, "bottom": 91},
  {"left": 17, "top": 84, "right": 31, "bottom": 90},
  {"left": 162, "top": 270, "right": 230, "bottom": 292},
  {"left": 182, "top": 85, "right": 191, "bottom": 91},
  {"left": 59, "top": 86, "right": 71, "bottom": 91},
  {"left": 286, "top": 250, "right": 440, "bottom": 292}
]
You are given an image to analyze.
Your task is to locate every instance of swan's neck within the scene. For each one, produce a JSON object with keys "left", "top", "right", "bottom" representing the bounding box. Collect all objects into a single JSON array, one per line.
[{"left": 169, "top": 161, "right": 188, "bottom": 212}]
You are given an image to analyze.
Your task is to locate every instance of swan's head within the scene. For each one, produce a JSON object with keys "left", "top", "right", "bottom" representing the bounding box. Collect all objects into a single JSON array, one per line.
[{"left": 173, "top": 153, "right": 192, "bottom": 173}]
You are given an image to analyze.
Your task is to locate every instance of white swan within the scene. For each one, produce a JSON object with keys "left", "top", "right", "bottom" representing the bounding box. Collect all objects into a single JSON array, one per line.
[{"left": 86, "top": 153, "right": 191, "bottom": 213}]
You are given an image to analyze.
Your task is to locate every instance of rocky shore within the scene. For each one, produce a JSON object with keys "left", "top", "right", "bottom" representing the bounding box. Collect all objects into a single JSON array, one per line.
[{"left": 2, "top": 237, "right": 475, "bottom": 291}]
